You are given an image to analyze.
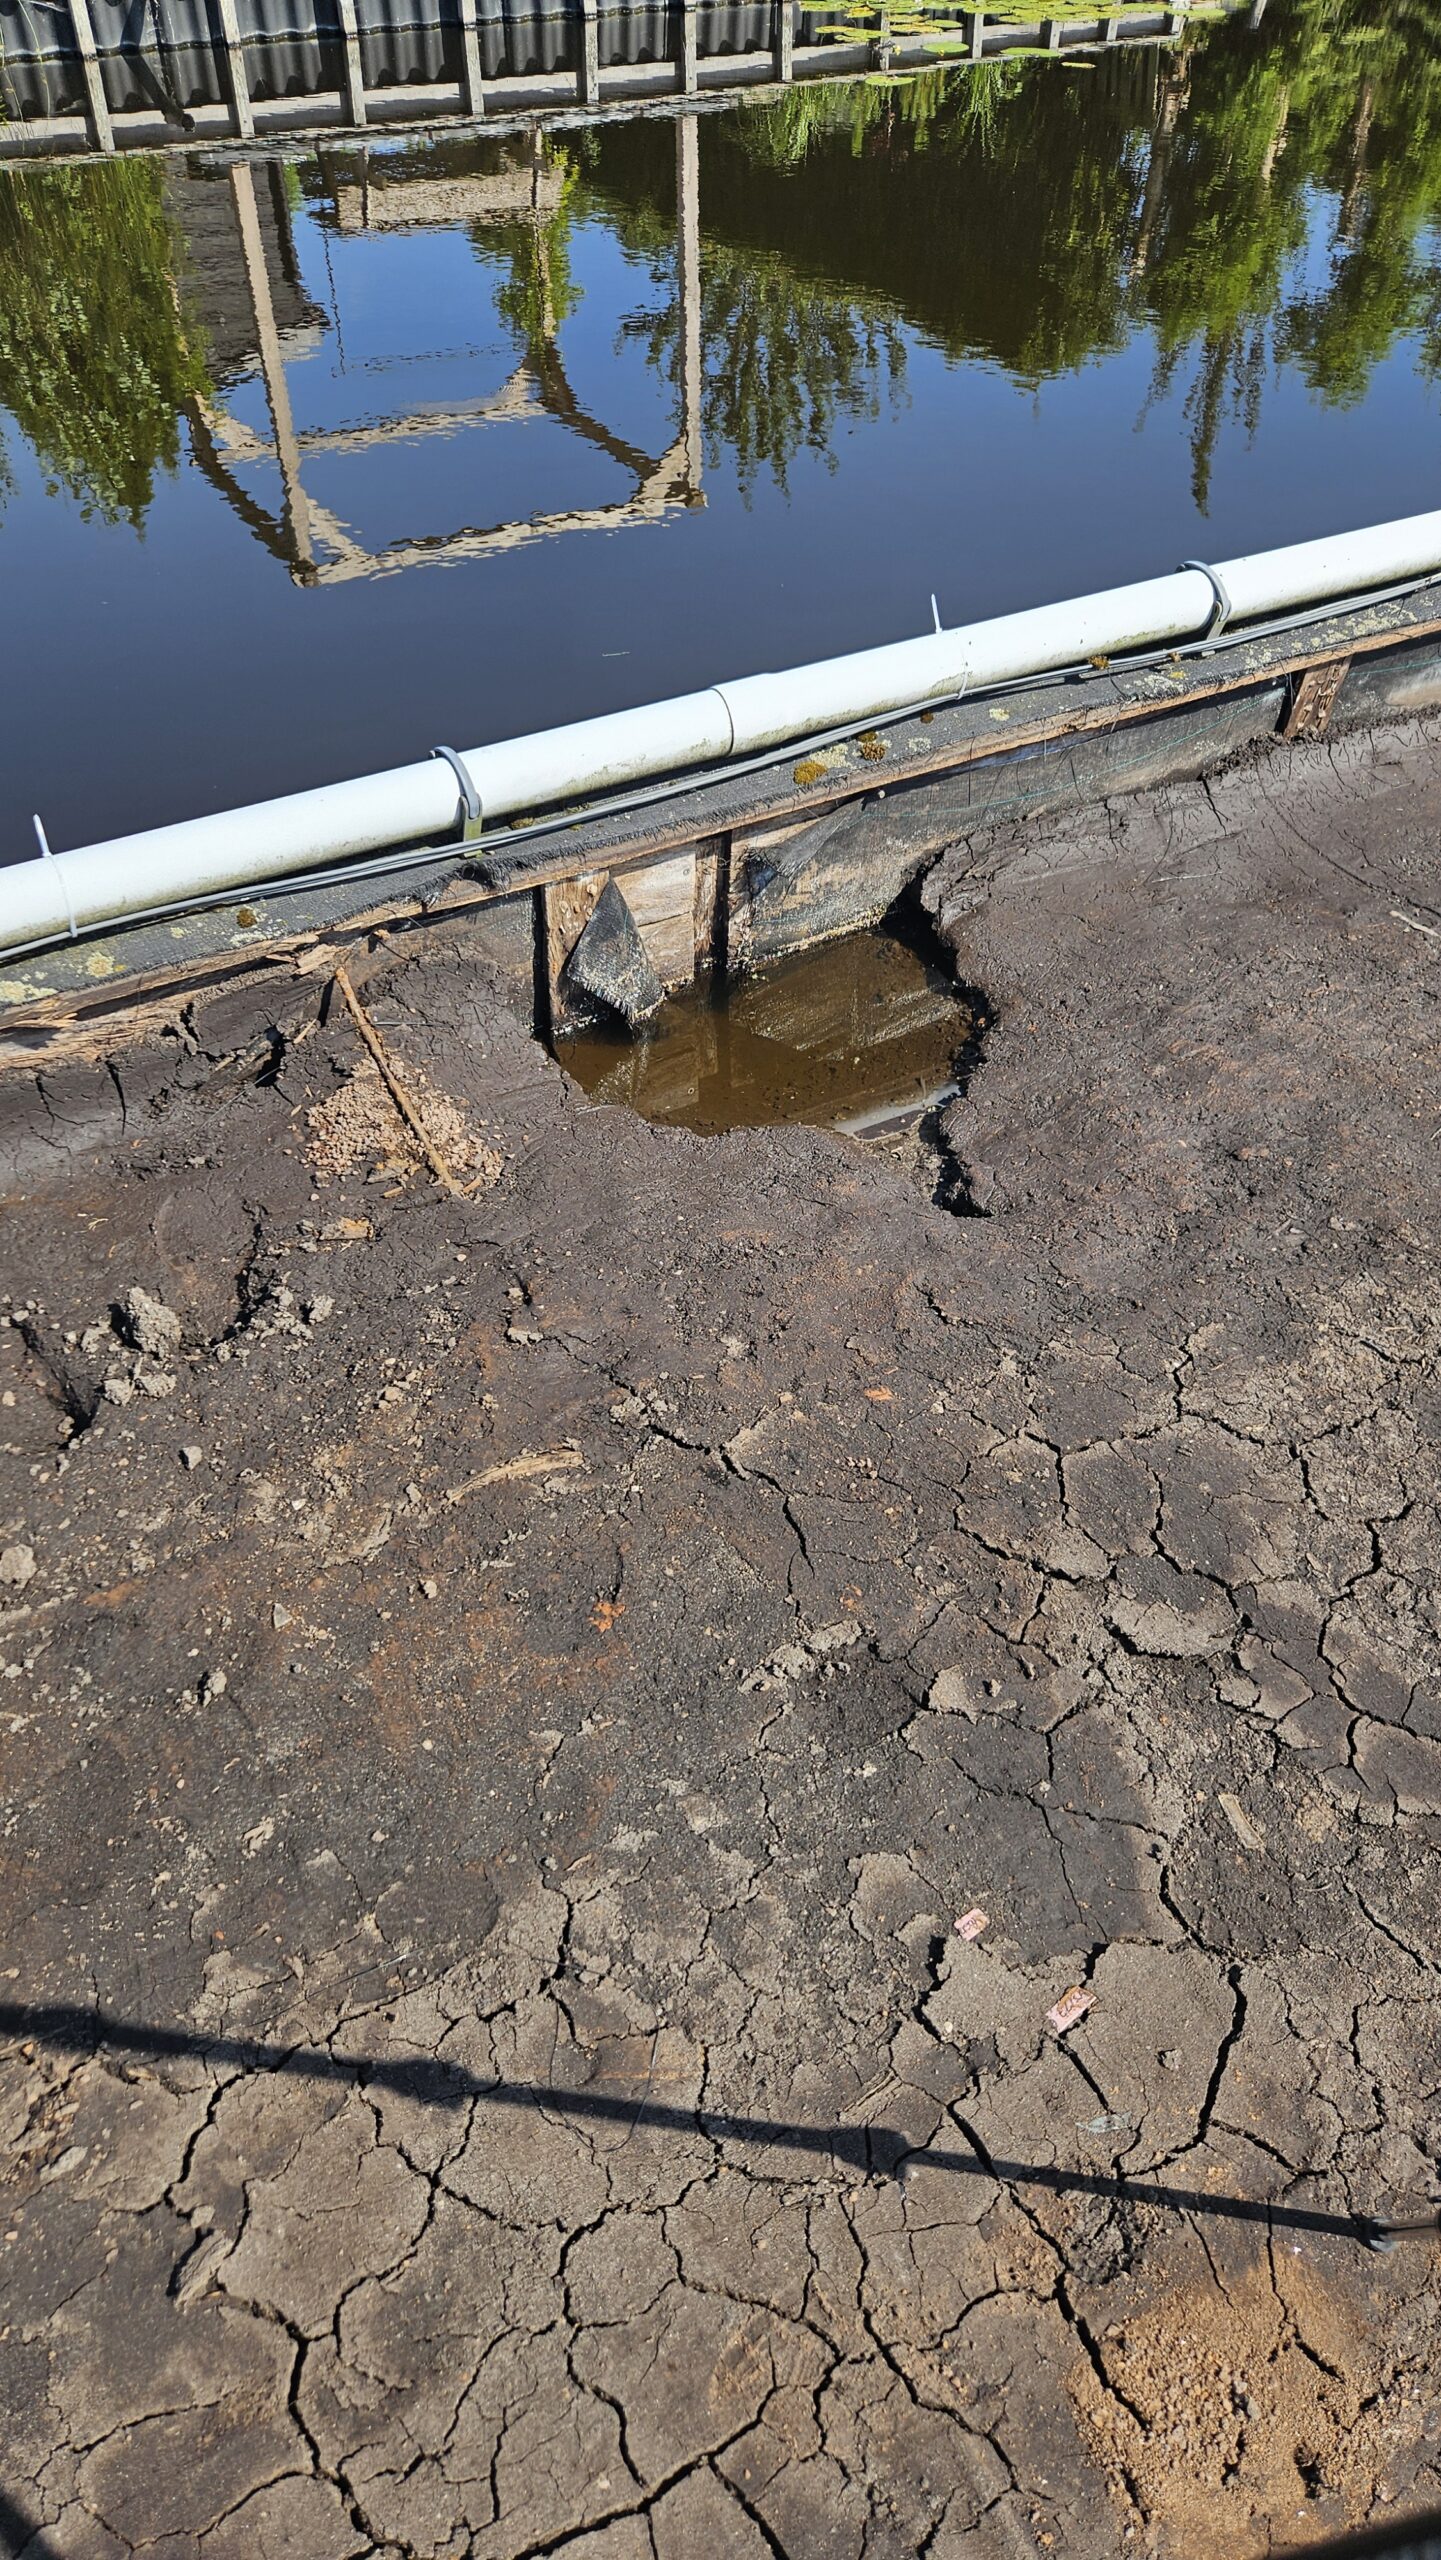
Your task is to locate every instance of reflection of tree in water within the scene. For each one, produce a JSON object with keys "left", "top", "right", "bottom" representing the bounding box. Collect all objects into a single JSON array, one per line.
[
  {"left": 586, "top": 0, "right": 1441, "bottom": 512},
  {"left": 574, "top": 130, "right": 906, "bottom": 496},
  {"left": 0, "top": 161, "right": 209, "bottom": 526},
  {"left": 621, "top": 245, "right": 906, "bottom": 496},
  {"left": 5, "top": 2, "right": 1441, "bottom": 540},
  {"left": 465, "top": 146, "right": 584, "bottom": 355}
]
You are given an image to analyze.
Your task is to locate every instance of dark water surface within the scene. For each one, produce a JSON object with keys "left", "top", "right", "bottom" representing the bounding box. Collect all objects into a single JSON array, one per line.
[
  {"left": 3, "top": 0, "right": 1441, "bottom": 860},
  {"left": 561, "top": 921, "right": 976, "bottom": 1133}
]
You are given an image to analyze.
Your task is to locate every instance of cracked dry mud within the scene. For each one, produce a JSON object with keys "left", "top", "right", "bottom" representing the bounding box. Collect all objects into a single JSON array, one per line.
[{"left": 2, "top": 715, "right": 1440, "bottom": 2560}]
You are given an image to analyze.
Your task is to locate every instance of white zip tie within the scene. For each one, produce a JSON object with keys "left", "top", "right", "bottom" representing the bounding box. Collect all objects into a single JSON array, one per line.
[{"left": 33, "top": 813, "right": 78, "bottom": 940}]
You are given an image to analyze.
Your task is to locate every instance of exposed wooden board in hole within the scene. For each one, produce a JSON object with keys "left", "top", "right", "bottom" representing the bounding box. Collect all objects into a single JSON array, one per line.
[
  {"left": 1282, "top": 655, "right": 1350, "bottom": 740},
  {"left": 543, "top": 872, "right": 606, "bottom": 1033},
  {"left": 693, "top": 838, "right": 725, "bottom": 970},
  {"left": 623, "top": 850, "right": 698, "bottom": 988}
]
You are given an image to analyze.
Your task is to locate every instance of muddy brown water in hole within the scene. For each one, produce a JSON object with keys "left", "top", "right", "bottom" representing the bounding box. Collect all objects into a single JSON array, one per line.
[{"left": 556, "top": 924, "right": 977, "bottom": 1137}]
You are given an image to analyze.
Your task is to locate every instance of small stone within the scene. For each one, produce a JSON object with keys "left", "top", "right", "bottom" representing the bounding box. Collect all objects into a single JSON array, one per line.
[
  {"left": 272, "top": 1602, "right": 294, "bottom": 1630},
  {"left": 420, "top": 1578, "right": 438, "bottom": 1600},
  {"left": 180, "top": 1446, "right": 203, "bottom": 1470},
  {"left": 102, "top": 1376, "right": 134, "bottom": 1407},
  {"left": 135, "top": 1370, "right": 176, "bottom": 1398},
  {"left": 0, "top": 1544, "right": 36, "bottom": 1589},
  {"left": 1159, "top": 2049, "right": 1181, "bottom": 2071},
  {"left": 0, "top": 1391, "right": 13, "bottom": 1409},
  {"left": 306, "top": 1295, "right": 335, "bottom": 1324},
  {"left": 199, "top": 1667, "right": 227, "bottom": 1703},
  {"left": 122, "top": 1286, "right": 182, "bottom": 1359}
]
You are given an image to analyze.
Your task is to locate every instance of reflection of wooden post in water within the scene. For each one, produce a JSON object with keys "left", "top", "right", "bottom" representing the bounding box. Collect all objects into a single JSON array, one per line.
[
  {"left": 1131, "top": 58, "right": 1186, "bottom": 280},
  {"left": 213, "top": 0, "right": 254, "bottom": 139},
  {"left": 677, "top": 113, "right": 702, "bottom": 491},
  {"left": 457, "top": 0, "right": 486, "bottom": 115},
  {"left": 230, "top": 163, "right": 314, "bottom": 572},
  {"left": 66, "top": 0, "right": 114, "bottom": 152}
]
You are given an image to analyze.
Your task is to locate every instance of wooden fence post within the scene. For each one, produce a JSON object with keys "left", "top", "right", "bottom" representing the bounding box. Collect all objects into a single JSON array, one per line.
[
  {"left": 457, "top": 0, "right": 485, "bottom": 114},
  {"left": 771, "top": 0, "right": 792, "bottom": 80},
  {"left": 334, "top": 0, "right": 367, "bottom": 127},
  {"left": 212, "top": 0, "right": 255, "bottom": 139},
  {"left": 67, "top": 0, "right": 115, "bottom": 152},
  {"left": 579, "top": 0, "right": 600, "bottom": 103}
]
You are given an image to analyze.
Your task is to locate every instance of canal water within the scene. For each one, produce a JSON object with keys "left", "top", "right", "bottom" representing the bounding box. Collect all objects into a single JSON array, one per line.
[{"left": 2, "top": 0, "right": 1441, "bottom": 861}]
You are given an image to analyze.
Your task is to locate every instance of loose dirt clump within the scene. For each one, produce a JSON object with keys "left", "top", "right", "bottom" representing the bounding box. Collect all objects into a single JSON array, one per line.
[
  {"left": 306, "top": 1056, "right": 502, "bottom": 1190},
  {"left": 1069, "top": 2258, "right": 1427, "bottom": 2557}
]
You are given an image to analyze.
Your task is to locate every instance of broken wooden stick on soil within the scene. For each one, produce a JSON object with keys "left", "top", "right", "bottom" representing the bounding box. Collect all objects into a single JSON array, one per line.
[{"left": 331, "top": 960, "right": 467, "bottom": 1197}]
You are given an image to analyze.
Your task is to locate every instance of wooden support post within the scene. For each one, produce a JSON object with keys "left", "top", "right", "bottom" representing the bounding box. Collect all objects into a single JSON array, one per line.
[
  {"left": 212, "top": 0, "right": 254, "bottom": 139},
  {"left": 66, "top": 0, "right": 114, "bottom": 153},
  {"left": 334, "top": 0, "right": 367, "bottom": 128},
  {"left": 771, "top": 0, "right": 792, "bottom": 80},
  {"left": 966, "top": 10, "right": 985, "bottom": 58},
  {"left": 579, "top": 0, "right": 599, "bottom": 104},
  {"left": 1041, "top": 14, "right": 1061, "bottom": 46},
  {"left": 231, "top": 162, "right": 314, "bottom": 573},
  {"left": 1101, "top": 10, "right": 1120, "bottom": 40},
  {"left": 1163, "top": 6, "right": 1184, "bottom": 29},
  {"left": 1282, "top": 658, "right": 1350, "bottom": 741},
  {"left": 542, "top": 874, "right": 604, "bottom": 1036},
  {"left": 680, "top": 0, "right": 698, "bottom": 94},
  {"left": 456, "top": 0, "right": 485, "bottom": 114},
  {"left": 676, "top": 112, "right": 701, "bottom": 491}
]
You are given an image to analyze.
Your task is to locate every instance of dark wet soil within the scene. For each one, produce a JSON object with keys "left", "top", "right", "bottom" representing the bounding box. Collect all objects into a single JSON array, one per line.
[
  {"left": 3, "top": 717, "right": 1441, "bottom": 2560},
  {"left": 558, "top": 922, "right": 978, "bottom": 1138}
]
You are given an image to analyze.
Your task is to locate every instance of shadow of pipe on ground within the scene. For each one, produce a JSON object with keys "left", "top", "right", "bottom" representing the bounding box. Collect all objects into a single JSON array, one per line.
[{"left": 0, "top": 1997, "right": 1381, "bottom": 2245}]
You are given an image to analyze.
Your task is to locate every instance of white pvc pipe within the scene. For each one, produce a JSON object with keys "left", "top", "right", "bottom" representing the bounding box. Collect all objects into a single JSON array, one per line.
[{"left": 6, "top": 509, "right": 1441, "bottom": 955}]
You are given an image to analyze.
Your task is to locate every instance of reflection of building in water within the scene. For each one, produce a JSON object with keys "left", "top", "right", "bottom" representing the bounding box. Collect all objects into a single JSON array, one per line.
[{"left": 187, "top": 120, "right": 703, "bottom": 585}]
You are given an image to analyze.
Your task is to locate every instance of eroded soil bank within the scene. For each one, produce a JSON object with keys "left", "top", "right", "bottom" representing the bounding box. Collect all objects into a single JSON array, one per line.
[{"left": 2, "top": 719, "right": 1440, "bottom": 2560}]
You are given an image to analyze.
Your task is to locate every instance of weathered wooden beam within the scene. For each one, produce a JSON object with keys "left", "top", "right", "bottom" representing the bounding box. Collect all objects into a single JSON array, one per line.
[
  {"left": 772, "top": 0, "right": 794, "bottom": 82},
  {"left": 66, "top": 0, "right": 114, "bottom": 153},
  {"left": 212, "top": 0, "right": 254, "bottom": 139},
  {"left": 1282, "top": 656, "right": 1350, "bottom": 741},
  {"left": 456, "top": 0, "right": 486, "bottom": 116},
  {"left": 334, "top": 0, "right": 368, "bottom": 128},
  {"left": 680, "top": 1, "right": 698, "bottom": 94},
  {"left": 579, "top": 0, "right": 600, "bottom": 106}
]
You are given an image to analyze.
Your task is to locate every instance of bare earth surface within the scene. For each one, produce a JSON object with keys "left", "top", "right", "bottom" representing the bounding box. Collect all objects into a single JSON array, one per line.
[{"left": 2, "top": 717, "right": 1440, "bottom": 2560}]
